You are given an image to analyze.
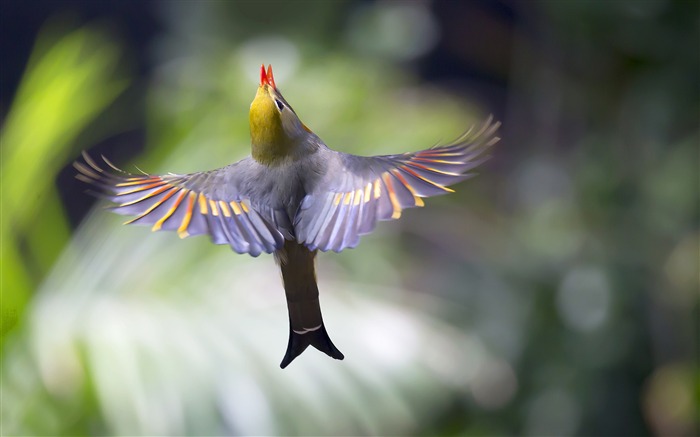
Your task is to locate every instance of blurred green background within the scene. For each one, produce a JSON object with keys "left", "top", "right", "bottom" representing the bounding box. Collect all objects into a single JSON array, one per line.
[{"left": 1, "top": 1, "right": 698, "bottom": 436}]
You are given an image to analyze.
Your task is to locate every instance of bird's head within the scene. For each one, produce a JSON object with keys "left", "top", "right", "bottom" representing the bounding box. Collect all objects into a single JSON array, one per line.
[{"left": 249, "top": 64, "right": 311, "bottom": 164}]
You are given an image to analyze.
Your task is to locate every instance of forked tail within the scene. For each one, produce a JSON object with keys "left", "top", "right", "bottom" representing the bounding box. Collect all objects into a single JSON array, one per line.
[{"left": 277, "top": 241, "right": 344, "bottom": 369}]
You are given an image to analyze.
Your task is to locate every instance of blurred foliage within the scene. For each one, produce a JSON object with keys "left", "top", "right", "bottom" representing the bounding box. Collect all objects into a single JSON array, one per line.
[
  {"left": 1, "top": 1, "right": 698, "bottom": 436},
  {"left": 1, "top": 22, "right": 127, "bottom": 344}
]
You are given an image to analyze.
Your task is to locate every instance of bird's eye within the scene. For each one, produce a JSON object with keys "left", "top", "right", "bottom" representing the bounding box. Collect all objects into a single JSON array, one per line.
[{"left": 275, "top": 99, "right": 285, "bottom": 111}]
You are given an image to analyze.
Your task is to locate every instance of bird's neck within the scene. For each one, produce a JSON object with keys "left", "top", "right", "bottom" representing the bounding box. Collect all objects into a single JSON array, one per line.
[
  {"left": 249, "top": 94, "right": 294, "bottom": 166},
  {"left": 250, "top": 126, "right": 293, "bottom": 166}
]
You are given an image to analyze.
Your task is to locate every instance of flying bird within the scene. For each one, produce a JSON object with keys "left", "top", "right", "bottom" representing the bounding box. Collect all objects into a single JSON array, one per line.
[{"left": 75, "top": 64, "right": 500, "bottom": 368}]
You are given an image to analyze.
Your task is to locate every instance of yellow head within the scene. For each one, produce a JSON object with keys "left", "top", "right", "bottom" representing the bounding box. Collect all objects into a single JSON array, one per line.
[{"left": 249, "top": 64, "right": 309, "bottom": 165}]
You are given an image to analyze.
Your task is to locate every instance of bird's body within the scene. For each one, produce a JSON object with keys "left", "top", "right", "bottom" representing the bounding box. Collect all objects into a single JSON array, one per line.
[{"left": 75, "top": 65, "right": 500, "bottom": 368}]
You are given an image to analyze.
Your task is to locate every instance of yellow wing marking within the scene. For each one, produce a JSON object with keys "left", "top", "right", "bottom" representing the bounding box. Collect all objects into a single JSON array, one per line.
[
  {"left": 391, "top": 169, "right": 424, "bottom": 207},
  {"left": 119, "top": 184, "right": 171, "bottom": 207},
  {"left": 381, "top": 172, "right": 402, "bottom": 219},
  {"left": 198, "top": 193, "right": 208, "bottom": 214},
  {"left": 116, "top": 180, "right": 168, "bottom": 196},
  {"left": 412, "top": 157, "right": 466, "bottom": 165},
  {"left": 333, "top": 192, "right": 343, "bottom": 206},
  {"left": 416, "top": 150, "right": 466, "bottom": 157},
  {"left": 209, "top": 199, "right": 219, "bottom": 216},
  {"left": 353, "top": 188, "right": 363, "bottom": 206},
  {"left": 115, "top": 177, "right": 162, "bottom": 187},
  {"left": 406, "top": 160, "right": 461, "bottom": 176},
  {"left": 399, "top": 165, "right": 454, "bottom": 193},
  {"left": 152, "top": 189, "right": 189, "bottom": 231},
  {"left": 373, "top": 179, "right": 382, "bottom": 199},
  {"left": 230, "top": 200, "right": 242, "bottom": 215},
  {"left": 219, "top": 200, "right": 232, "bottom": 218},
  {"left": 178, "top": 191, "right": 196, "bottom": 238},
  {"left": 343, "top": 191, "right": 353, "bottom": 205},
  {"left": 123, "top": 186, "right": 179, "bottom": 225},
  {"left": 363, "top": 182, "right": 372, "bottom": 204}
]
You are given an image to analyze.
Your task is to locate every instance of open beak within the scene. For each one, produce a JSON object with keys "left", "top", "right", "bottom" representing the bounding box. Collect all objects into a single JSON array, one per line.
[{"left": 260, "top": 64, "right": 276, "bottom": 89}]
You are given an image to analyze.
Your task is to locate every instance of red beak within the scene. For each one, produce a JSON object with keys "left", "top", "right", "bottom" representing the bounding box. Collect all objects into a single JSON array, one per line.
[{"left": 260, "top": 64, "right": 276, "bottom": 89}]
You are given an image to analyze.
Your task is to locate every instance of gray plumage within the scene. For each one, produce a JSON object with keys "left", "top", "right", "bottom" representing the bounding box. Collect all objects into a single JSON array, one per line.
[{"left": 75, "top": 65, "right": 500, "bottom": 367}]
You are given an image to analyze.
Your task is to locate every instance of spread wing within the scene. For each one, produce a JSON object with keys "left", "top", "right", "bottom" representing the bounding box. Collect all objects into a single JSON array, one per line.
[
  {"left": 295, "top": 117, "right": 500, "bottom": 252},
  {"left": 74, "top": 154, "right": 285, "bottom": 257}
]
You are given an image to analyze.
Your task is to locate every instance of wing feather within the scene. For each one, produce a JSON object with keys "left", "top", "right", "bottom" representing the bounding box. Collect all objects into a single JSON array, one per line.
[
  {"left": 74, "top": 154, "right": 285, "bottom": 256},
  {"left": 296, "top": 117, "right": 500, "bottom": 252}
]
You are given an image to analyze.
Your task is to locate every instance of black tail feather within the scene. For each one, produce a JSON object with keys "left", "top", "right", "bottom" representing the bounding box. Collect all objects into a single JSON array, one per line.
[{"left": 280, "top": 322, "right": 344, "bottom": 369}]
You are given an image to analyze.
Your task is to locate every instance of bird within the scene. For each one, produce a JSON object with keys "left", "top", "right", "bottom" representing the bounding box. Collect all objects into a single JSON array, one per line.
[{"left": 74, "top": 64, "right": 500, "bottom": 368}]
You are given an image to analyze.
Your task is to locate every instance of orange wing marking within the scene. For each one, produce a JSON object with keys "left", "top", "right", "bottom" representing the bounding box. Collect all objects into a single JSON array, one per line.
[
  {"left": 115, "top": 177, "right": 162, "bottom": 187},
  {"left": 415, "top": 151, "right": 466, "bottom": 158},
  {"left": 119, "top": 185, "right": 171, "bottom": 207},
  {"left": 123, "top": 186, "right": 179, "bottom": 224},
  {"left": 391, "top": 169, "right": 424, "bottom": 207},
  {"left": 412, "top": 157, "right": 465, "bottom": 165},
  {"left": 152, "top": 189, "right": 189, "bottom": 231},
  {"left": 399, "top": 165, "right": 454, "bottom": 193},
  {"left": 381, "top": 172, "right": 402, "bottom": 219},
  {"left": 406, "top": 160, "right": 461, "bottom": 176},
  {"left": 117, "top": 180, "right": 169, "bottom": 197}
]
